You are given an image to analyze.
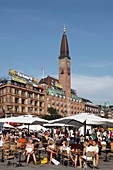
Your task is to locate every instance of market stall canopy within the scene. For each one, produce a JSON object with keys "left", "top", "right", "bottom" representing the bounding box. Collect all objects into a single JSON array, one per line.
[
  {"left": 49, "top": 112, "right": 112, "bottom": 126},
  {"left": 3, "top": 123, "right": 14, "bottom": 128},
  {"left": 18, "top": 124, "right": 47, "bottom": 131},
  {"left": 0, "top": 115, "right": 49, "bottom": 125},
  {"left": 43, "top": 123, "right": 75, "bottom": 127}
]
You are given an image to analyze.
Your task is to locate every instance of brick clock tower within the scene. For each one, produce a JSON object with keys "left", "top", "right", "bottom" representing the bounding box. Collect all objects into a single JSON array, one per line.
[{"left": 59, "top": 26, "right": 71, "bottom": 115}]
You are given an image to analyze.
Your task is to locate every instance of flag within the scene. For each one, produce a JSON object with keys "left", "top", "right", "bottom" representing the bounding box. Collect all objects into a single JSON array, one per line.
[
  {"left": 41, "top": 66, "right": 45, "bottom": 80},
  {"left": 41, "top": 66, "right": 44, "bottom": 71}
]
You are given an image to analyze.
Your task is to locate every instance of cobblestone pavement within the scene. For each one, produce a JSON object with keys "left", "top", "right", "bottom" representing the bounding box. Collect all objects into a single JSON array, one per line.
[{"left": 0, "top": 156, "right": 113, "bottom": 170}]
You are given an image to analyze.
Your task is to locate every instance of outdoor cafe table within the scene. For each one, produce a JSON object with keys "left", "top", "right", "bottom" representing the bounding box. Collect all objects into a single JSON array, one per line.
[
  {"left": 103, "top": 148, "right": 111, "bottom": 162},
  {"left": 38, "top": 147, "right": 45, "bottom": 160},
  {"left": 15, "top": 149, "right": 25, "bottom": 167}
]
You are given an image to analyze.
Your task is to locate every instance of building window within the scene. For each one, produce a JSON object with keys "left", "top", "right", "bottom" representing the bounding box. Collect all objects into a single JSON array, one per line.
[
  {"left": 14, "top": 82, "right": 18, "bottom": 86},
  {"left": 15, "top": 89, "right": 19, "bottom": 95},
  {"left": 1, "top": 89, "right": 4, "bottom": 95},
  {"left": 15, "top": 97, "right": 19, "bottom": 103},
  {"left": 68, "top": 68, "right": 70, "bottom": 75},
  {"left": 0, "top": 97, "right": 3, "bottom": 104},
  {"left": 28, "top": 100, "right": 30, "bottom": 105},
  {"left": 35, "top": 101, "right": 37, "bottom": 106},
  {"left": 7, "top": 87, "right": 11, "bottom": 93},
  {"left": 35, "top": 108, "right": 37, "bottom": 113},
  {"left": 61, "top": 69, "right": 64, "bottom": 74},
  {"left": 40, "top": 102, "right": 42, "bottom": 107},
  {"left": 22, "top": 107, "right": 25, "bottom": 112},
  {"left": 22, "top": 91, "right": 25, "bottom": 96},
  {"left": 40, "top": 109, "right": 43, "bottom": 114},
  {"left": 40, "top": 95, "right": 43, "bottom": 100},
  {"left": 7, "top": 95, "right": 11, "bottom": 102},
  {"left": 30, "top": 100, "right": 33, "bottom": 105},
  {"left": 28, "top": 107, "right": 31, "bottom": 112},
  {"left": 28, "top": 93, "right": 32, "bottom": 98},
  {"left": 22, "top": 99, "right": 25, "bottom": 104},
  {"left": 15, "top": 106, "right": 19, "bottom": 112},
  {"left": 34, "top": 93, "right": 37, "bottom": 98},
  {"left": 48, "top": 104, "right": 51, "bottom": 108}
]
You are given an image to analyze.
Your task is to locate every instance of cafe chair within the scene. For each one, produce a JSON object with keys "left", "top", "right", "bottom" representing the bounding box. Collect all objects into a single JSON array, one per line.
[
  {"left": 62, "top": 150, "right": 72, "bottom": 166},
  {"left": 3, "top": 144, "right": 17, "bottom": 167},
  {"left": 82, "top": 151, "right": 96, "bottom": 170}
]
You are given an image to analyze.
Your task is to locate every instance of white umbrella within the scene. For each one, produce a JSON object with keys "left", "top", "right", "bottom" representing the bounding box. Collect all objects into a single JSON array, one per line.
[
  {"left": 0, "top": 115, "right": 48, "bottom": 135},
  {"left": 49, "top": 112, "right": 112, "bottom": 126},
  {"left": 3, "top": 123, "right": 14, "bottom": 128},
  {"left": 49, "top": 113, "right": 113, "bottom": 135},
  {"left": 0, "top": 115, "right": 48, "bottom": 125},
  {"left": 43, "top": 123, "right": 74, "bottom": 127},
  {"left": 18, "top": 124, "right": 47, "bottom": 131}
]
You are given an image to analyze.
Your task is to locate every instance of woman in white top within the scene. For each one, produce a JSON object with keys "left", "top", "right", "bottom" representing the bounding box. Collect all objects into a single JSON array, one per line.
[
  {"left": 46, "top": 140, "right": 57, "bottom": 164},
  {"left": 25, "top": 139, "right": 37, "bottom": 165}
]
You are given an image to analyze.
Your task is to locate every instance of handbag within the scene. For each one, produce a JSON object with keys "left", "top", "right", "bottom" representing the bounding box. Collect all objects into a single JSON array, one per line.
[{"left": 51, "top": 158, "right": 60, "bottom": 165}]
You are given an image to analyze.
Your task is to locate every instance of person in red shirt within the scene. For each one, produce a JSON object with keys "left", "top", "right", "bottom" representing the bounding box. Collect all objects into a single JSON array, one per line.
[{"left": 18, "top": 134, "right": 27, "bottom": 148}]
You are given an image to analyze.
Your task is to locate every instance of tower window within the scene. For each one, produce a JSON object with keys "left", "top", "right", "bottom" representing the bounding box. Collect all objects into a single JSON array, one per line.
[{"left": 61, "top": 69, "right": 64, "bottom": 74}]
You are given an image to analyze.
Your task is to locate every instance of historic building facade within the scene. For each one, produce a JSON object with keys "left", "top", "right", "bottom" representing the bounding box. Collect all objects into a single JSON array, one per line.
[
  {"left": 39, "top": 27, "right": 99, "bottom": 116},
  {"left": 0, "top": 27, "right": 99, "bottom": 117},
  {"left": 0, "top": 70, "right": 45, "bottom": 117}
]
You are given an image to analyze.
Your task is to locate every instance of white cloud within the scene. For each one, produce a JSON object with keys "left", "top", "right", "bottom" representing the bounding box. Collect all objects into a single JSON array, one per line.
[
  {"left": 71, "top": 74, "right": 113, "bottom": 105},
  {"left": 83, "top": 61, "right": 113, "bottom": 68}
]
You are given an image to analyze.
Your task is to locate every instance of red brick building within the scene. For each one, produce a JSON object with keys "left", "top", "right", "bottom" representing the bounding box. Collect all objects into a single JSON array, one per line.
[
  {"left": 0, "top": 27, "right": 99, "bottom": 117},
  {"left": 39, "top": 27, "right": 99, "bottom": 116}
]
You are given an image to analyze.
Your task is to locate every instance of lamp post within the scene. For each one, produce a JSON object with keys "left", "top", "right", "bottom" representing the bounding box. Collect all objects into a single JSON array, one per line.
[
  {"left": 67, "top": 97, "right": 70, "bottom": 116},
  {"left": 104, "top": 102, "right": 109, "bottom": 119}
]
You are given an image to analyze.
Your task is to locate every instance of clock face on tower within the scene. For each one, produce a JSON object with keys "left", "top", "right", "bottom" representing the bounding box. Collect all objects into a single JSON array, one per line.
[
  {"left": 60, "top": 61, "right": 65, "bottom": 67},
  {"left": 67, "top": 62, "right": 70, "bottom": 68}
]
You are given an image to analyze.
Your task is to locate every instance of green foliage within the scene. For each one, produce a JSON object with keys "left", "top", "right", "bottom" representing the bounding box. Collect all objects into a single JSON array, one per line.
[{"left": 42, "top": 107, "right": 63, "bottom": 120}]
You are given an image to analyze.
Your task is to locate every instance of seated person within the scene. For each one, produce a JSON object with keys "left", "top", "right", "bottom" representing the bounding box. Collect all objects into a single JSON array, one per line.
[
  {"left": 101, "top": 137, "right": 107, "bottom": 151},
  {"left": 18, "top": 134, "right": 27, "bottom": 149},
  {"left": 46, "top": 140, "right": 57, "bottom": 164},
  {"left": 60, "top": 141, "right": 74, "bottom": 165},
  {"left": 25, "top": 139, "right": 37, "bottom": 165},
  {"left": 71, "top": 143, "right": 82, "bottom": 167},
  {"left": 79, "top": 140, "right": 99, "bottom": 168},
  {"left": 107, "top": 138, "right": 113, "bottom": 159},
  {"left": 78, "top": 141, "right": 90, "bottom": 168}
]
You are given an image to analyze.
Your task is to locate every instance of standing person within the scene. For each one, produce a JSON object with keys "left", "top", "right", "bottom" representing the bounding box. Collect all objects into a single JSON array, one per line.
[{"left": 0, "top": 133, "right": 5, "bottom": 146}]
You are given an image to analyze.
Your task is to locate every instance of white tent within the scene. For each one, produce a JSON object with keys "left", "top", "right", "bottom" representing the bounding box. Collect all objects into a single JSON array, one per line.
[
  {"left": 43, "top": 123, "right": 74, "bottom": 127},
  {"left": 18, "top": 124, "right": 47, "bottom": 131},
  {"left": 49, "top": 112, "right": 112, "bottom": 126},
  {"left": 3, "top": 123, "right": 14, "bottom": 128},
  {"left": 49, "top": 113, "right": 113, "bottom": 135},
  {"left": 0, "top": 115, "right": 48, "bottom": 125}
]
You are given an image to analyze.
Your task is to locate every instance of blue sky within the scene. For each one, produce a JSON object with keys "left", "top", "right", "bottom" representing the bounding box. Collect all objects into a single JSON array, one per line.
[{"left": 0, "top": 0, "right": 113, "bottom": 105}]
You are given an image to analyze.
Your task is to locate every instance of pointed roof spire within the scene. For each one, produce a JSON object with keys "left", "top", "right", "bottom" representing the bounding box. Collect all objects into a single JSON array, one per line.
[
  {"left": 59, "top": 26, "right": 70, "bottom": 59},
  {"left": 64, "top": 25, "right": 66, "bottom": 34}
]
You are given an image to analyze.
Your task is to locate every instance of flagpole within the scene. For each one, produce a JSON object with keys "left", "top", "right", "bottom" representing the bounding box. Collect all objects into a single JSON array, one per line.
[{"left": 42, "top": 66, "right": 44, "bottom": 80}]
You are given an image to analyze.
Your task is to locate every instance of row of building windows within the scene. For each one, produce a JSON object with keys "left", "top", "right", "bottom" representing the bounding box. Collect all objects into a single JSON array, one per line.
[
  {"left": 85, "top": 106, "right": 98, "bottom": 113},
  {"left": 0, "top": 96, "right": 44, "bottom": 106},
  {"left": 0, "top": 89, "right": 44, "bottom": 100},
  {"left": 0, "top": 87, "right": 44, "bottom": 96},
  {"left": 0, "top": 106, "right": 44, "bottom": 114},
  {"left": 47, "top": 92, "right": 80, "bottom": 102}
]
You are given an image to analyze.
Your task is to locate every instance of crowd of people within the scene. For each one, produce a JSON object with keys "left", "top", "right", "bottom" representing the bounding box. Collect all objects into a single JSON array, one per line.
[{"left": 0, "top": 126, "right": 113, "bottom": 168}]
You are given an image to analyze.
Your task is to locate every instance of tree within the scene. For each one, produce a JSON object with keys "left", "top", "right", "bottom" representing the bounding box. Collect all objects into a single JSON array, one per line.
[{"left": 42, "top": 107, "right": 63, "bottom": 120}]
